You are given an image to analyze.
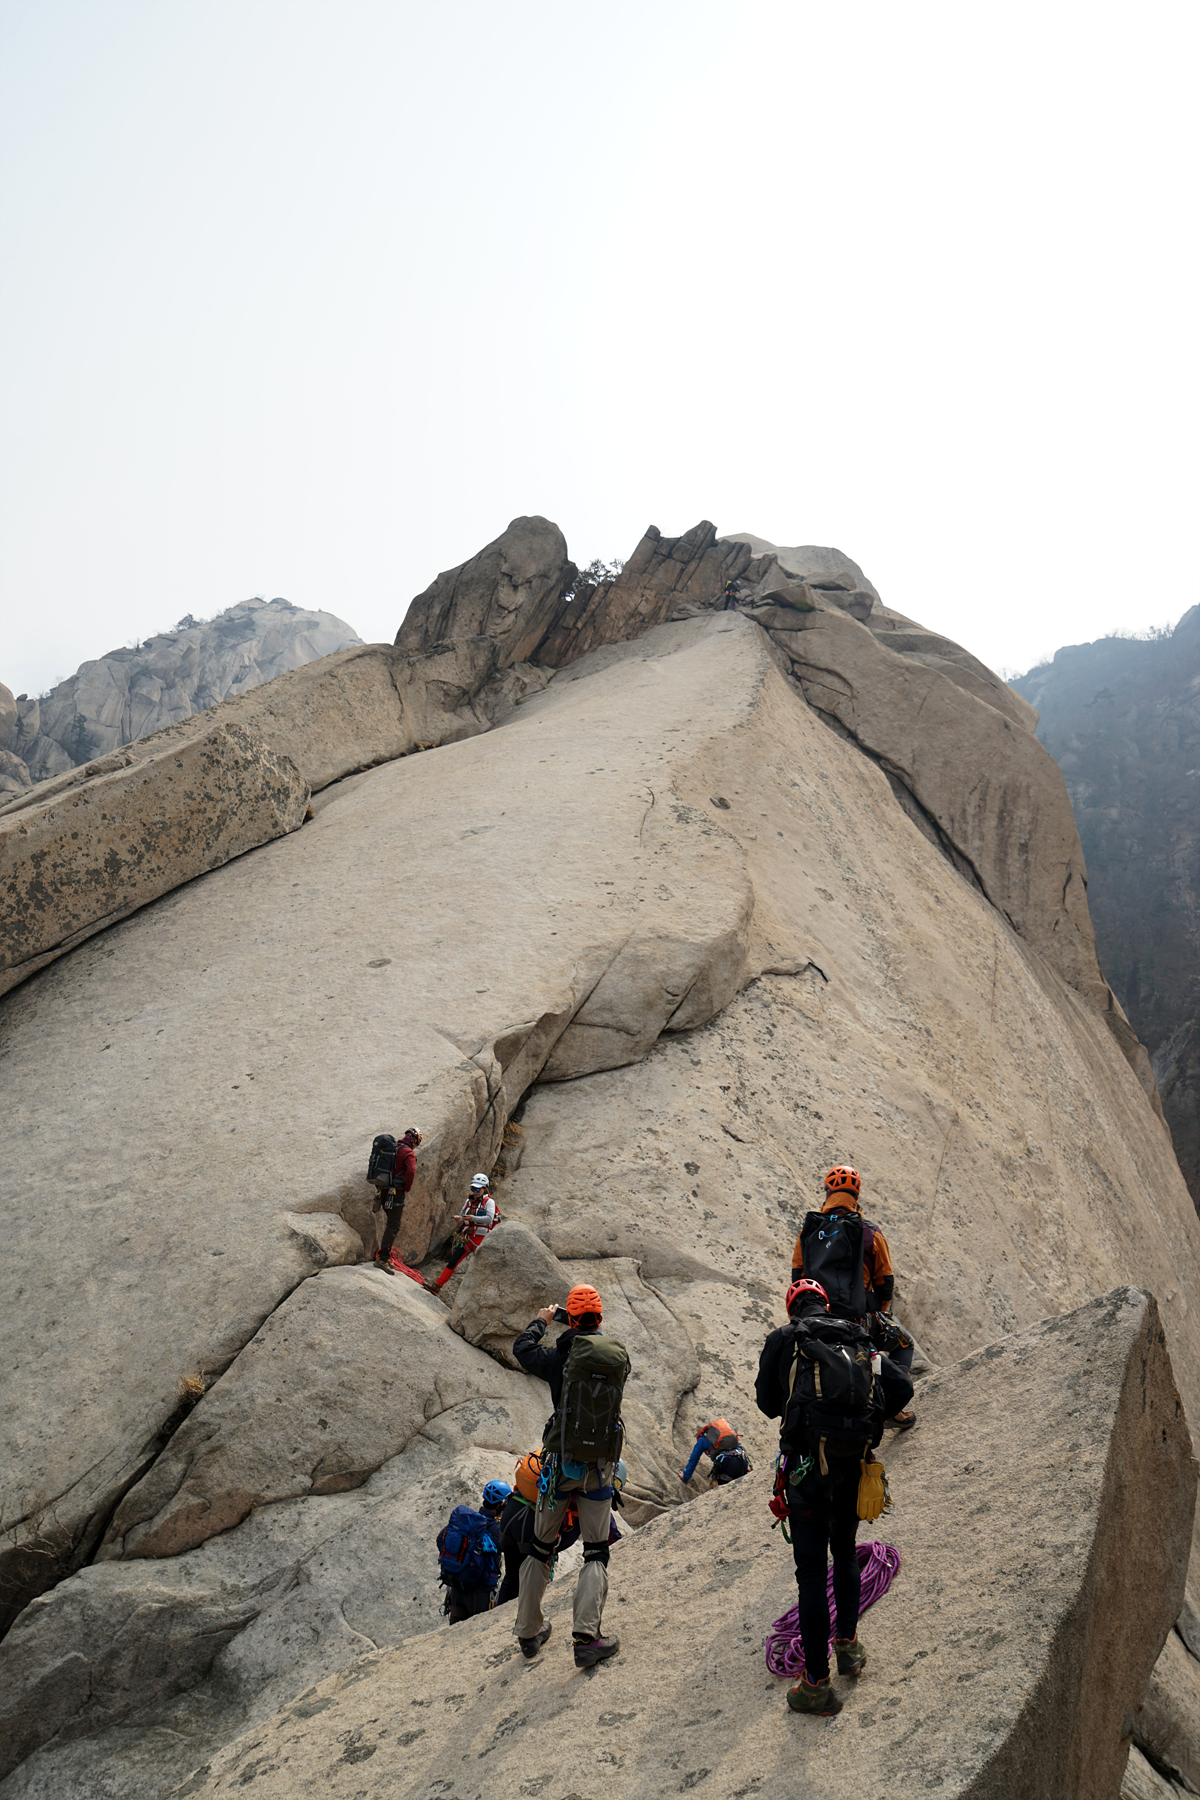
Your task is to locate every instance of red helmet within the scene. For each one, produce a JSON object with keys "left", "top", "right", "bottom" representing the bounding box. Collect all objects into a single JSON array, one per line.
[
  {"left": 824, "top": 1164, "right": 860, "bottom": 1198},
  {"left": 786, "top": 1278, "right": 830, "bottom": 1316}
]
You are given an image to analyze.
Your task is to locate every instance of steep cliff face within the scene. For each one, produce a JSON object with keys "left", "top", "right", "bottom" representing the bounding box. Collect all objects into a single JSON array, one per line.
[
  {"left": 1014, "top": 607, "right": 1200, "bottom": 1212},
  {"left": 0, "top": 597, "right": 361, "bottom": 793},
  {"left": 1, "top": 524, "right": 1197, "bottom": 1799}
]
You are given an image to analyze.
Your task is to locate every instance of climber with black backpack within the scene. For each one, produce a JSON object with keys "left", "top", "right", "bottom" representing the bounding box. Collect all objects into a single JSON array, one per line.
[
  {"left": 370, "top": 1126, "right": 421, "bottom": 1271},
  {"left": 511, "top": 1284, "right": 630, "bottom": 1667},
  {"left": 792, "top": 1164, "right": 916, "bottom": 1429},
  {"left": 679, "top": 1418, "right": 753, "bottom": 1487},
  {"left": 436, "top": 1479, "right": 509, "bottom": 1623},
  {"left": 756, "top": 1277, "right": 887, "bottom": 1716}
]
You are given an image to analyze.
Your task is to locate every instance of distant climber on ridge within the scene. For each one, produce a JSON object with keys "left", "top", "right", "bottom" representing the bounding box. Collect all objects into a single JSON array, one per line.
[
  {"left": 373, "top": 1126, "right": 421, "bottom": 1270},
  {"left": 424, "top": 1172, "right": 499, "bottom": 1293},
  {"left": 792, "top": 1165, "right": 916, "bottom": 1430},
  {"left": 511, "top": 1284, "right": 630, "bottom": 1667},
  {"left": 679, "top": 1418, "right": 752, "bottom": 1487}
]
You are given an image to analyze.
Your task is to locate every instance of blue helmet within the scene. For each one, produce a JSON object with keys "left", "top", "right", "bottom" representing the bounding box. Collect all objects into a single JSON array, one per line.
[
  {"left": 614, "top": 1459, "right": 628, "bottom": 1491},
  {"left": 482, "top": 1480, "right": 511, "bottom": 1508}
]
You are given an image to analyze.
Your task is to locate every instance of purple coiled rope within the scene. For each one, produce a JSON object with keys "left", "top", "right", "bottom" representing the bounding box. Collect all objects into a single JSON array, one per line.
[{"left": 764, "top": 1541, "right": 901, "bottom": 1678}]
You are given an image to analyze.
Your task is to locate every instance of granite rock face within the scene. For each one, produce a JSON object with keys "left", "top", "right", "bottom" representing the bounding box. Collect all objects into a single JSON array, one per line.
[
  {"left": 144, "top": 1291, "right": 1193, "bottom": 1800},
  {"left": 0, "top": 640, "right": 552, "bottom": 998},
  {"left": 394, "top": 515, "right": 575, "bottom": 667},
  {"left": 0, "top": 723, "right": 310, "bottom": 996},
  {"left": 1014, "top": 607, "right": 1200, "bottom": 1210},
  {"left": 2, "top": 599, "right": 361, "bottom": 787},
  {"left": 3, "top": 526, "right": 1199, "bottom": 1798}
]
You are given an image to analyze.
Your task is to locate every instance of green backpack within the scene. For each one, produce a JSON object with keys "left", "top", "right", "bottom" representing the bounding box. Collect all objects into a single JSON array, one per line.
[{"left": 550, "top": 1332, "right": 629, "bottom": 1465}]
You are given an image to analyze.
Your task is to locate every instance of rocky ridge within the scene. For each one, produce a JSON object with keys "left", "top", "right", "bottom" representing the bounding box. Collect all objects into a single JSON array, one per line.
[
  {"left": 0, "top": 518, "right": 1197, "bottom": 1798},
  {"left": 1014, "top": 609, "right": 1200, "bottom": 1212},
  {"left": 0, "top": 596, "right": 361, "bottom": 795}
]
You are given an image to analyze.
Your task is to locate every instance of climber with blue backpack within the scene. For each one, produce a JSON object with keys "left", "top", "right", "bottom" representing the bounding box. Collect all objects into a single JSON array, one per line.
[
  {"left": 436, "top": 1480, "right": 510, "bottom": 1623},
  {"left": 511, "top": 1284, "right": 630, "bottom": 1667}
]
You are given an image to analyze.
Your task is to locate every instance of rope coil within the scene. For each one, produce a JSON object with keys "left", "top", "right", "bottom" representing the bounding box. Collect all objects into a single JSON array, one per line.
[{"left": 764, "top": 1540, "right": 901, "bottom": 1678}]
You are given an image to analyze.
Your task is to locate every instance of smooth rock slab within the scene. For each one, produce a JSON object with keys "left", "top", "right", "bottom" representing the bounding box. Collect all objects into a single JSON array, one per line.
[{"left": 165, "top": 1290, "right": 1195, "bottom": 1800}]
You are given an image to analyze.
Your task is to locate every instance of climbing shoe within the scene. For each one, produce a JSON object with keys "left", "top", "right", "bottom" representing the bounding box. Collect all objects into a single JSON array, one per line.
[
  {"left": 786, "top": 1674, "right": 842, "bottom": 1715},
  {"left": 573, "top": 1634, "right": 619, "bottom": 1669},
  {"left": 519, "top": 1623, "right": 552, "bottom": 1659},
  {"left": 834, "top": 1635, "right": 867, "bottom": 1677}
]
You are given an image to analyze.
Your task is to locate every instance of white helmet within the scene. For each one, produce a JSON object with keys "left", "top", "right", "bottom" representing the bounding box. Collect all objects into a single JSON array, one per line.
[{"left": 470, "top": 1173, "right": 489, "bottom": 1192}]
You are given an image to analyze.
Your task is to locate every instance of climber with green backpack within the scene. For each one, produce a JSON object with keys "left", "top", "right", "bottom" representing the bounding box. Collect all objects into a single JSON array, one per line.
[{"left": 512, "top": 1284, "right": 630, "bottom": 1667}]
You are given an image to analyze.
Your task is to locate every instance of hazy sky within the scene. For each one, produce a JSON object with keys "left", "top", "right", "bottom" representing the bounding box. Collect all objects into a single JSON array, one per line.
[{"left": 2, "top": 0, "right": 1196, "bottom": 700}]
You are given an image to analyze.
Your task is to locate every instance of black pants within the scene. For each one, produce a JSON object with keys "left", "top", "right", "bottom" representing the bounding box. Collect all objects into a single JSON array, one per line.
[
  {"left": 787, "top": 1460, "right": 861, "bottom": 1682},
  {"left": 445, "top": 1581, "right": 492, "bottom": 1624},
  {"left": 879, "top": 1355, "right": 914, "bottom": 1421},
  {"left": 378, "top": 1194, "right": 405, "bottom": 1260}
]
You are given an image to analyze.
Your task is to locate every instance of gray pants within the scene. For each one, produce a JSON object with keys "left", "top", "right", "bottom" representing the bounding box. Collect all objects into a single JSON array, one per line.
[{"left": 514, "top": 1467, "right": 613, "bottom": 1643}]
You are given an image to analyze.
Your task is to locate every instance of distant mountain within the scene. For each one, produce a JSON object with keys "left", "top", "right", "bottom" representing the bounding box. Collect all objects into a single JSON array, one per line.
[
  {"left": 0, "top": 597, "right": 361, "bottom": 794},
  {"left": 1013, "top": 605, "right": 1200, "bottom": 1212}
]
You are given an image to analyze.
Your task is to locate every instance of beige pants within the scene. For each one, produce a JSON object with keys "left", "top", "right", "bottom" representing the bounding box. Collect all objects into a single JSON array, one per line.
[{"left": 514, "top": 1467, "right": 613, "bottom": 1643}]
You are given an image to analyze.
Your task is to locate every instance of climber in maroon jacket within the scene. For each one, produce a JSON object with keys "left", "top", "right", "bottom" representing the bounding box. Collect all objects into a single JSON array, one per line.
[{"left": 375, "top": 1127, "right": 421, "bottom": 1269}]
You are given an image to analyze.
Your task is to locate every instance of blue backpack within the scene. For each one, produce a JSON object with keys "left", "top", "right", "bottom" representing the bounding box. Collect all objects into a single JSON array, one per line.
[{"left": 437, "top": 1505, "right": 500, "bottom": 1589}]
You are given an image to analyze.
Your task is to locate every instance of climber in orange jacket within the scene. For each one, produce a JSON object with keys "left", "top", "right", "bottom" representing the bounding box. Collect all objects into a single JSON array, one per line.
[{"left": 792, "top": 1165, "right": 915, "bottom": 1430}]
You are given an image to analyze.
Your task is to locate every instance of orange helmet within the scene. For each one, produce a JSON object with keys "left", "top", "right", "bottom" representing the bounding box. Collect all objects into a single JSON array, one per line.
[
  {"left": 824, "top": 1165, "right": 860, "bottom": 1198},
  {"left": 565, "top": 1283, "right": 603, "bottom": 1322}
]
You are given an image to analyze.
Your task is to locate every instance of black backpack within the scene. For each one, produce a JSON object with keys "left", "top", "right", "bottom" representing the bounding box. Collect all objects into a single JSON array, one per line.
[
  {"left": 367, "top": 1133, "right": 398, "bottom": 1189},
  {"left": 799, "top": 1208, "right": 867, "bottom": 1317},
  {"left": 710, "top": 1446, "right": 752, "bottom": 1484},
  {"left": 780, "top": 1314, "right": 879, "bottom": 1466}
]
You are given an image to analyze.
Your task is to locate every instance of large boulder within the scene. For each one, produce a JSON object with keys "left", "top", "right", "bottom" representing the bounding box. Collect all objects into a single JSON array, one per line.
[
  {"left": 158, "top": 1290, "right": 1195, "bottom": 1800},
  {"left": 97, "top": 1263, "right": 548, "bottom": 1560},
  {"left": 395, "top": 515, "right": 575, "bottom": 666}
]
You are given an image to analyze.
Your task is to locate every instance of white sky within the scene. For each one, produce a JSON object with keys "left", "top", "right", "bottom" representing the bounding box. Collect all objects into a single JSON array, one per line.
[{"left": 2, "top": 0, "right": 1196, "bottom": 699}]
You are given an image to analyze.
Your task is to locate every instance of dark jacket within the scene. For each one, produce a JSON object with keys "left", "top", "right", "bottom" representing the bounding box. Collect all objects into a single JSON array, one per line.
[
  {"left": 512, "top": 1320, "right": 588, "bottom": 1410},
  {"left": 755, "top": 1309, "right": 886, "bottom": 1446}
]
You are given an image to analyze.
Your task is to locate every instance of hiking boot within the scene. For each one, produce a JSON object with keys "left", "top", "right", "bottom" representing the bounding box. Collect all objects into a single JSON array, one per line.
[
  {"left": 834, "top": 1635, "right": 867, "bottom": 1677},
  {"left": 422, "top": 1277, "right": 442, "bottom": 1296},
  {"left": 884, "top": 1409, "right": 916, "bottom": 1431},
  {"left": 519, "top": 1623, "right": 552, "bottom": 1659},
  {"left": 573, "top": 1634, "right": 620, "bottom": 1669},
  {"left": 786, "top": 1674, "right": 842, "bottom": 1715}
]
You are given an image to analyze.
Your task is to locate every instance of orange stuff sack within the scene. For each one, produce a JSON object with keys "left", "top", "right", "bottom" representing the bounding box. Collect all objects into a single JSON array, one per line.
[{"left": 513, "top": 1451, "right": 544, "bottom": 1504}]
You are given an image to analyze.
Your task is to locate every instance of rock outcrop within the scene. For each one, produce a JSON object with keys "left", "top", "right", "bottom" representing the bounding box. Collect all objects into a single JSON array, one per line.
[
  {"left": 2, "top": 598, "right": 361, "bottom": 788},
  {"left": 63, "top": 1289, "right": 1187, "bottom": 1800},
  {"left": 0, "top": 640, "right": 552, "bottom": 997},
  {"left": 1014, "top": 608, "right": 1200, "bottom": 1210},
  {"left": 2, "top": 522, "right": 1198, "bottom": 1799}
]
